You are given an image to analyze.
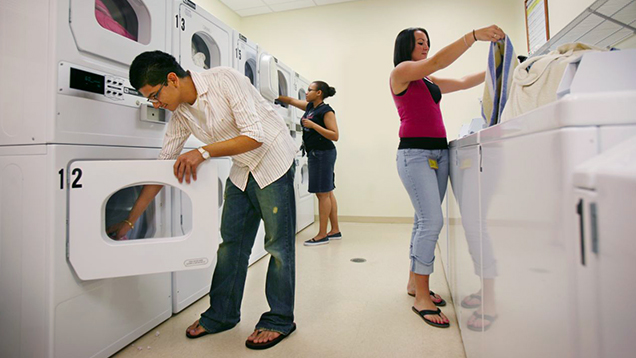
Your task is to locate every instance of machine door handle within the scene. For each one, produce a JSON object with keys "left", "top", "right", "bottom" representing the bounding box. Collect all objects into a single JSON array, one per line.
[{"left": 576, "top": 199, "right": 585, "bottom": 266}]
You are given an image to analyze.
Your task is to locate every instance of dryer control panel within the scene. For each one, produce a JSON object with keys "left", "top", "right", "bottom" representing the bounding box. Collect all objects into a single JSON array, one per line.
[{"left": 58, "top": 62, "right": 149, "bottom": 109}]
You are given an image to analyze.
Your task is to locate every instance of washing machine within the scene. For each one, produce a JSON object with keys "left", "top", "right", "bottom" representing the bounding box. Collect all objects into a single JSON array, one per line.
[
  {"left": 233, "top": 31, "right": 259, "bottom": 89},
  {"left": 0, "top": 2, "right": 221, "bottom": 357},
  {"left": 573, "top": 136, "right": 636, "bottom": 358},
  {"left": 446, "top": 49, "right": 636, "bottom": 358}
]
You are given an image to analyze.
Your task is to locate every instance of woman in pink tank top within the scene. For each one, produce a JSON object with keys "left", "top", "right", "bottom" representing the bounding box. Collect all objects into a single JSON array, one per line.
[{"left": 390, "top": 25, "right": 505, "bottom": 329}]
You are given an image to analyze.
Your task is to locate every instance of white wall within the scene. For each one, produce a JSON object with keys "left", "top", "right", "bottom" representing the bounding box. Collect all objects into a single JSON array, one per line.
[
  {"left": 237, "top": 0, "right": 526, "bottom": 219},
  {"left": 196, "top": 0, "right": 593, "bottom": 220},
  {"left": 196, "top": 0, "right": 242, "bottom": 30},
  {"left": 547, "top": 0, "right": 595, "bottom": 39}
]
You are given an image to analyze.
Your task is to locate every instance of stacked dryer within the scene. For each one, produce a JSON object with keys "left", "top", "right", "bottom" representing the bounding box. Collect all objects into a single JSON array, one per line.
[
  {"left": 168, "top": 1, "right": 267, "bottom": 315},
  {"left": 292, "top": 73, "right": 316, "bottom": 232},
  {"left": 231, "top": 30, "right": 268, "bottom": 266},
  {"left": 0, "top": 1, "right": 219, "bottom": 357}
]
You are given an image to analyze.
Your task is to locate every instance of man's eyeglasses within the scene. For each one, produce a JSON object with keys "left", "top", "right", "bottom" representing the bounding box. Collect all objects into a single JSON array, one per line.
[{"left": 147, "top": 82, "right": 166, "bottom": 103}]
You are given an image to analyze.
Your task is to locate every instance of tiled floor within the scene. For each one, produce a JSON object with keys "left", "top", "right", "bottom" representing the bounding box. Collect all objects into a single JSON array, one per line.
[{"left": 112, "top": 222, "right": 466, "bottom": 357}]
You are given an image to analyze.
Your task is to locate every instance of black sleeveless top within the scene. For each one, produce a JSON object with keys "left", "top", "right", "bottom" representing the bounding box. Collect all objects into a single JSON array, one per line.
[{"left": 302, "top": 102, "right": 336, "bottom": 152}]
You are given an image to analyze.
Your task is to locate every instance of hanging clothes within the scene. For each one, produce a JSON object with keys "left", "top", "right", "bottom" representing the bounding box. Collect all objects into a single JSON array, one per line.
[{"left": 482, "top": 36, "right": 518, "bottom": 127}]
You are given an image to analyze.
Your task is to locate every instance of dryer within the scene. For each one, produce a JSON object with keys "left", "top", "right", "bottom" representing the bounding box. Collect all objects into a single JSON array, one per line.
[
  {"left": 171, "top": 0, "right": 232, "bottom": 150},
  {"left": 292, "top": 73, "right": 315, "bottom": 232},
  {"left": 274, "top": 59, "right": 295, "bottom": 128},
  {"left": 172, "top": 0, "right": 231, "bottom": 72},
  {"left": 296, "top": 155, "right": 315, "bottom": 232},
  {"left": 291, "top": 72, "right": 308, "bottom": 147},
  {"left": 0, "top": 2, "right": 219, "bottom": 357},
  {"left": 168, "top": 1, "right": 267, "bottom": 314},
  {"left": 171, "top": 157, "right": 230, "bottom": 313},
  {"left": 233, "top": 31, "right": 259, "bottom": 89}
]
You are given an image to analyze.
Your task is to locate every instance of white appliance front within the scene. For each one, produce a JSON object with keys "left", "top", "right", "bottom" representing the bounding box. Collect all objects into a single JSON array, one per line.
[
  {"left": 171, "top": 0, "right": 232, "bottom": 150},
  {"left": 233, "top": 31, "right": 259, "bottom": 89},
  {"left": 293, "top": 73, "right": 311, "bottom": 130},
  {"left": 448, "top": 135, "right": 484, "bottom": 357},
  {"left": 0, "top": 144, "right": 220, "bottom": 358},
  {"left": 171, "top": 157, "right": 268, "bottom": 313},
  {"left": 171, "top": 157, "right": 228, "bottom": 313},
  {"left": 473, "top": 93, "right": 635, "bottom": 358},
  {"left": 1, "top": 0, "right": 171, "bottom": 147},
  {"left": 70, "top": 0, "right": 168, "bottom": 67},
  {"left": 573, "top": 136, "right": 636, "bottom": 358},
  {"left": 173, "top": 0, "right": 231, "bottom": 72},
  {"left": 68, "top": 158, "right": 218, "bottom": 280},
  {"left": 296, "top": 155, "right": 315, "bottom": 232},
  {"left": 273, "top": 58, "right": 294, "bottom": 126}
]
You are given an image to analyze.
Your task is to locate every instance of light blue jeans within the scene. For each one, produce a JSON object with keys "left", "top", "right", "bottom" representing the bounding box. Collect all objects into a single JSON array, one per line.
[{"left": 397, "top": 149, "right": 449, "bottom": 275}]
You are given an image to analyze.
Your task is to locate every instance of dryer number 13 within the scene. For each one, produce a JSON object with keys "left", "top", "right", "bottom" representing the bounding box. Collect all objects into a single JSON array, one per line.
[{"left": 59, "top": 168, "right": 83, "bottom": 189}]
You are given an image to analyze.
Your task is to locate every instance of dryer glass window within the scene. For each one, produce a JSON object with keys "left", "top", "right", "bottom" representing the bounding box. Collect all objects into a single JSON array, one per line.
[
  {"left": 95, "top": 0, "right": 141, "bottom": 42},
  {"left": 275, "top": 71, "right": 289, "bottom": 108},
  {"left": 105, "top": 185, "right": 190, "bottom": 241},
  {"left": 245, "top": 59, "right": 256, "bottom": 86},
  {"left": 298, "top": 88, "right": 306, "bottom": 101},
  {"left": 192, "top": 33, "right": 221, "bottom": 70}
]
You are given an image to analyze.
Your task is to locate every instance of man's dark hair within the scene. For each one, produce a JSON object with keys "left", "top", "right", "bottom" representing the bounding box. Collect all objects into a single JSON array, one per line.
[
  {"left": 129, "top": 50, "right": 189, "bottom": 90},
  {"left": 393, "top": 27, "right": 430, "bottom": 67}
]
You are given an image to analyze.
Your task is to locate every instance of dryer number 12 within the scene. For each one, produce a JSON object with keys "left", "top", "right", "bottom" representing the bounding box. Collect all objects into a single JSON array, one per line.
[{"left": 59, "top": 168, "right": 83, "bottom": 189}]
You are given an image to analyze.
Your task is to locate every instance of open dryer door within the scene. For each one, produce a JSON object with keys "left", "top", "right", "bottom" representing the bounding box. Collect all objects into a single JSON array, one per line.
[
  {"left": 259, "top": 52, "right": 278, "bottom": 102},
  {"left": 67, "top": 159, "right": 218, "bottom": 280}
]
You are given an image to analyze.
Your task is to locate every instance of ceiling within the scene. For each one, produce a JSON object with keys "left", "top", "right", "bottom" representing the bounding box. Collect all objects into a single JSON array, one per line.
[{"left": 219, "top": 0, "right": 359, "bottom": 17}]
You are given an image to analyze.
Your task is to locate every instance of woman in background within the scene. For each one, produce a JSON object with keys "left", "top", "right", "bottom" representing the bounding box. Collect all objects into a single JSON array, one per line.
[
  {"left": 390, "top": 25, "right": 505, "bottom": 328},
  {"left": 277, "top": 81, "right": 341, "bottom": 246}
]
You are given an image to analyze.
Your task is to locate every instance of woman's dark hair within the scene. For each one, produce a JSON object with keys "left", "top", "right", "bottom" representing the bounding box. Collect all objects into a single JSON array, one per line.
[
  {"left": 129, "top": 50, "right": 189, "bottom": 90},
  {"left": 393, "top": 27, "right": 430, "bottom": 67},
  {"left": 313, "top": 81, "right": 336, "bottom": 99}
]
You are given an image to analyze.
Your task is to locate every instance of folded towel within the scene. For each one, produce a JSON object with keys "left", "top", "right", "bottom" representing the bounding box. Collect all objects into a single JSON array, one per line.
[{"left": 482, "top": 37, "right": 518, "bottom": 127}]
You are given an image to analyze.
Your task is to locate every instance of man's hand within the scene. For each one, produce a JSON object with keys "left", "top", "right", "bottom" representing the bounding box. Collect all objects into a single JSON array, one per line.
[{"left": 174, "top": 149, "right": 206, "bottom": 183}]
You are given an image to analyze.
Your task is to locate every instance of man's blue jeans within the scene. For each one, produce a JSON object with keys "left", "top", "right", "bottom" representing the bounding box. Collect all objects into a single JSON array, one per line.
[{"left": 198, "top": 165, "right": 296, "bottom": 335}]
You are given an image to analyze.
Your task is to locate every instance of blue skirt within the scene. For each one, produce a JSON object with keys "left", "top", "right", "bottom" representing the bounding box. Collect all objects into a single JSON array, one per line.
[{"left": 308, "top": 148, "right": 337, "bottom": 193}]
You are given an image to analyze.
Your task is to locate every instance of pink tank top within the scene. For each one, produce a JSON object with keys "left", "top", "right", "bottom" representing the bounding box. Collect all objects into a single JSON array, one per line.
[{"left": 392, "top": 78, "right": 446, "bottom": 138}]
